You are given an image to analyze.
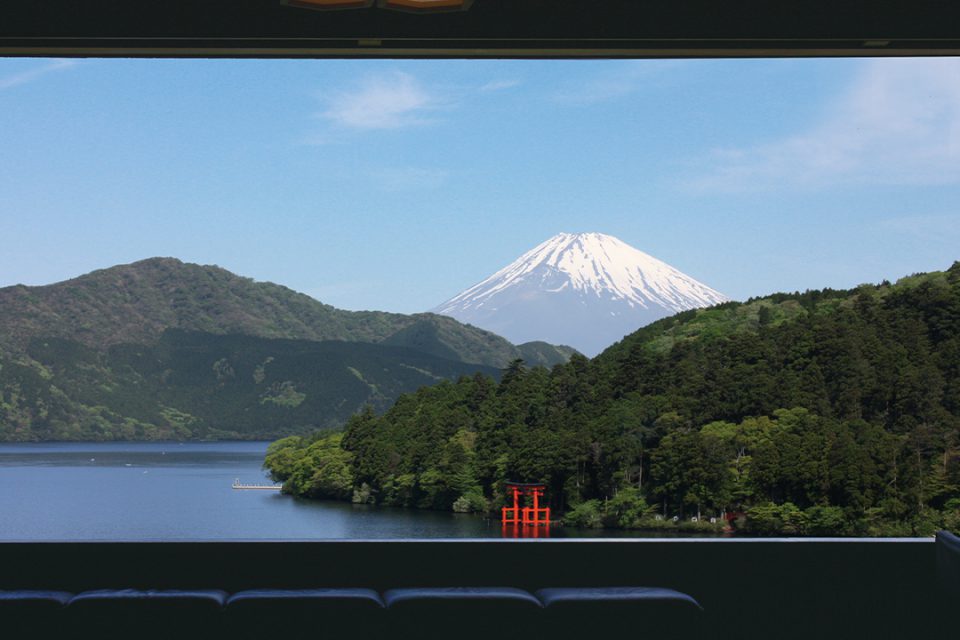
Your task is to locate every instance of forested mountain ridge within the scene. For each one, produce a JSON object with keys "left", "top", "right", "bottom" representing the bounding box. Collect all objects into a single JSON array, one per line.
[
  {"left": 597, "top": 263, "right": 960, "bottom": 431},
  {"left": 0, "top": 330, "right": 500, "bottom": 441},
  {"left": 0, "top": 259, "right": 573, "bottom": 441},
  {"left": 0, "top": 257, "right": 572, "bottom": 369},
  {"left": 266, "top": 263, "right": 960, "bottom": 535}
]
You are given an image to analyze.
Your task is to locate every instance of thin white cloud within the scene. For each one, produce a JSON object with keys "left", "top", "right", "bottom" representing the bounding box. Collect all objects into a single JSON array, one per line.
[
  {"left": 0, "top": 59, "right": 79, "bottom": 91},
  {"left": 692, "top": 58, "right": 960, "bottom": 191},
  {"left": 320, "top": 71, "right": 438, "bottom": 130},
  {"left": 479, "top": 79, "right": 521, "bottom": 92}
]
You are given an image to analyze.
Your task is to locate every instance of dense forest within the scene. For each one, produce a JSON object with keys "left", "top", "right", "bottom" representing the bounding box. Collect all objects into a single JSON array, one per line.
[
  {"left": 0, "top": 257, "right": 574, "bottom": 368},
  {"left": 0, "top": 258, "right": 574, "bottom": 441},
  {"left": 266, "top": 263, "right": 960, "bottom": 536},
  {"left": 0, "top": 330, "right": 503, "bottom": 441}
]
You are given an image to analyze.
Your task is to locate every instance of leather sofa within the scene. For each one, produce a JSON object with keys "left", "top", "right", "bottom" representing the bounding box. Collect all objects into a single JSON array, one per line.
[{"left": 1, "top": 585, "right": 702, "bottom": 640}]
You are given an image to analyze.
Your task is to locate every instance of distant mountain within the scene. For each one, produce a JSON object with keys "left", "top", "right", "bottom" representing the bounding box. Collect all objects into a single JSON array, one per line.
[
  {"left": 0, "top": 257, "right": 569, "bottom": 369},
  {"left": 433, "top": 232, "right": 729, "bottom": 356},
  {"left": 0, "top": 258, "right": 574, "bottom": 441},
  {"left": 379, "top": 318, "right": 576, "bottom": 369},
  {"left": 516, "top": 341, "right": 581, "bottom": 368}
]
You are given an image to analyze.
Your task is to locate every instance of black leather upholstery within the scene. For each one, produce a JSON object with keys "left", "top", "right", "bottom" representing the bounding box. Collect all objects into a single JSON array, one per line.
[
  {"left": 0, "top": 584, "right": 704, "bottom": 640},
  {"left": 66, "top": 589, "right": 228, "bottom": 640},
  {"left": 536, "top": 586, "right": 704, "bottom": 636},
  {"left": 0, "top": 590, "right": 73, "bottom": 635},
  {"left": 536, "top": 586, "right": 703, "bottom": 609},
  {"left": 227, "top": 587, "right": 384, "bottom": 607},
  {"left": 385, "top": 587, "right": 542, "bottom": 640},
  {"left": 226, "top": 588, "right": 385, "bottom": 640},
  {"left": 936, "top": 530, "right": 960, "bottom": 597},
  {"left": 68, "top": 587, "right": 228, "bottom": 606},
  {"left": 0, "top": 590, "right": 72, "bottom": 605},
  {"left": 384, "top": 586, "right": 542, "bottom": 608}
]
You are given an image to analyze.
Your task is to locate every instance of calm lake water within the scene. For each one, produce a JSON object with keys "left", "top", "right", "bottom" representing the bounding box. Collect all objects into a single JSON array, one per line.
[
  {"left": 0, "top": 441, "right": 506, "bottom": 540},
  {"left": 0, "top": 441, "right": 705, "bottom": 540}
]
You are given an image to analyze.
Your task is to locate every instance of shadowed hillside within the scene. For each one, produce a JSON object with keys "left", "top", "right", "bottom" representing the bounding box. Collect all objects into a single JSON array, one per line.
[
  {"left": 0, "top": 330, "right": 501, "bottom": 441},
  {"left": 0, "top": 259, "right": 575, "bottom": 441},
  {"left": 0, "top": 257, "right": 568, "bottom": 368}
]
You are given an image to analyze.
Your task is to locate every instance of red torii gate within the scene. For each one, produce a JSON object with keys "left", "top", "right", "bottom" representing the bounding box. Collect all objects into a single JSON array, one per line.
[{"left": 501, "top": 482, "right": 550, "bottom": 526}]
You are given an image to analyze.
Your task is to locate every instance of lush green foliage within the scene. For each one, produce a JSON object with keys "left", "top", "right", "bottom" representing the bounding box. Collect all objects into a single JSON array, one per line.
[
  {"left": 265, "top": 263, "right": 960, "bottom": 535},
  {"left": 0, "top": 258, "right": 574, "bottom": 441},
  {"left": 0, "top": 330, "right": 501, "bottom": 441},
  {"left": 0, "top": 257, "right": 574, "bottom": 368},
  {"left": 265, "top": 433, "right": 356, "bottom": 499}
]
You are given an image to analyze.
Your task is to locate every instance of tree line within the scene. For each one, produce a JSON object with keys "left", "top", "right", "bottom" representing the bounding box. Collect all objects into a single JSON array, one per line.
[{"left": 265, "top": 263, "right": 960, "bottom": 535}]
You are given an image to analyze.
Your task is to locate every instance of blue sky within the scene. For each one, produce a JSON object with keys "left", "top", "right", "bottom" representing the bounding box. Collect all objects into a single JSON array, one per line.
[{"left": 1, "top": 57, "right": 958, "bottom": 313}]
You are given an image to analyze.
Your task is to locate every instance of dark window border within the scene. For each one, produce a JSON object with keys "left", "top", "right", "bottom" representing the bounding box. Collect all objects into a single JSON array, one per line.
[{"left": 2, "top": 0, "right": 960, "bottom": 57}]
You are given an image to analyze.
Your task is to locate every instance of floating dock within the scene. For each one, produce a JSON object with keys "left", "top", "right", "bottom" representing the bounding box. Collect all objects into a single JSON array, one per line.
[{"left": 232, "top": 479, "right": 282, "bottom": 491}]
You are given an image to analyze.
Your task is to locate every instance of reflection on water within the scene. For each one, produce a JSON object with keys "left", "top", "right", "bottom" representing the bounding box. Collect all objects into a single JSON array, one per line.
[{"left": 501, "top": 523, "right": 550, "bottom": 538}]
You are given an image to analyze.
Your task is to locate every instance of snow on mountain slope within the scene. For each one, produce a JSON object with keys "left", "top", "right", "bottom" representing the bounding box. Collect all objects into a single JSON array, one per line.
[{"left": 432, "top": 232, "right": 729, "bottom": 356}]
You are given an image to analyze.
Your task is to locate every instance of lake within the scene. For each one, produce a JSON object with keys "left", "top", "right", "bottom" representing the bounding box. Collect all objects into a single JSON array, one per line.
[
  {"left": 0, "top": 441, "right": 714, "bottom": 540},
  {"left": 0, "top": 441, "right": 509, "bottom": 540}
]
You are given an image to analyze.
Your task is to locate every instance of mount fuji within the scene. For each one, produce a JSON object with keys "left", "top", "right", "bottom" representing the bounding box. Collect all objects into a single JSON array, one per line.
[{"left": 432, "top": 232, "right": 730, "bottom": 356}]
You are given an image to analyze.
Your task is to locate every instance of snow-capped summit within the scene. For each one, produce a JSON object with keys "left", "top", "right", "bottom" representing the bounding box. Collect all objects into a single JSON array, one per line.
[{"left": 432, "top": 232, "right": 729, "bottom": 356}]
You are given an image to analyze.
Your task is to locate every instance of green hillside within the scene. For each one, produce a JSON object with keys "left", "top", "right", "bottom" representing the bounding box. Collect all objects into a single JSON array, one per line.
[
  {"left": 266, "top": 262, "right": 960, "bottom": 536},
  {"left": 0, "top": 257, "right": 570, "bottom": 369},
  {"left": 0, "top": 330, "right": 500, "bottom": 441},
  {"left": 516, "top": 341, "right": 580, "bottom": 368},
  {"left": 0, "top": 258, "right": 575, "bottom": 441}
]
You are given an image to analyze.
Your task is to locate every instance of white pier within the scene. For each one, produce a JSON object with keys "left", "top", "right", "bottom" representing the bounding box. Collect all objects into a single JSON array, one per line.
[{"left": 232, "top": 479, "right": 282, "bottom": 491}]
